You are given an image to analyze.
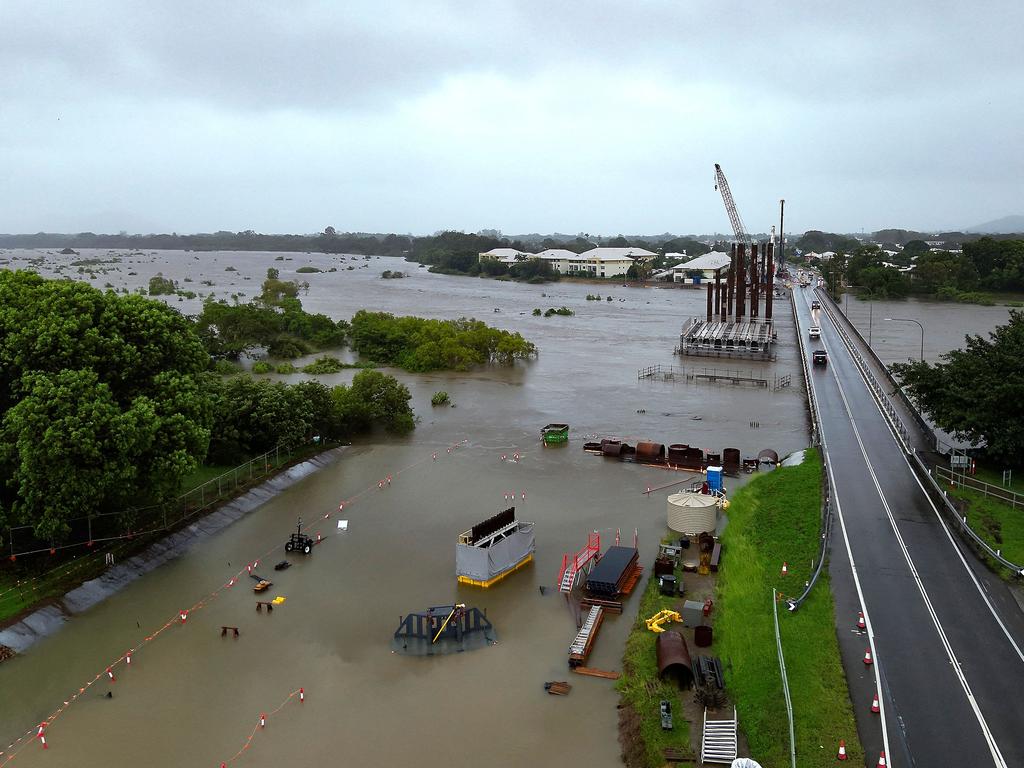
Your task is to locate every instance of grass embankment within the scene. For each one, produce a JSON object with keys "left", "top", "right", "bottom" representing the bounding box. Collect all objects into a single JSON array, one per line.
[
  {"left": 716, "top": 448, "right": 863, "bottom": 767},
  {"left": 618, "top": 569, "right": 694, "bottom": 767},
  {"left": 947, "top": 486, "right": 1024, "bottom": 569}
]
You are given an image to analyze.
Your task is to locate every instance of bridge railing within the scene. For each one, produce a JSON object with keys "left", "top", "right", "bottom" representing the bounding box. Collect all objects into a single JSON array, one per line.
[
  {"left": 787, "top": 289, "right": 832, "bottom": 611},
  {"left": 819, "top": 289, "right": 1023, "bottom": 578}
]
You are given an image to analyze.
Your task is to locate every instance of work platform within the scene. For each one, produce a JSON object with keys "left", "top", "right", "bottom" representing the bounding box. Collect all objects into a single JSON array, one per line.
[{"left": 676, "top": 317, "right": 775, "bottom": 360}]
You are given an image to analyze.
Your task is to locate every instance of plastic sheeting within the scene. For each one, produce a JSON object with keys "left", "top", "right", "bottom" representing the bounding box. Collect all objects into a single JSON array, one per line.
[{"left": 455, "top": 523, "right": 535, "bottom": 581}]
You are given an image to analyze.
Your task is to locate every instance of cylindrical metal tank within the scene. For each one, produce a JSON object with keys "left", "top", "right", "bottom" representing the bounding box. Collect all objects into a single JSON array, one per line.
[
  {"left": 666, "top": 492, "right": 719, "bottom": 535},
  {"left": 635, "top": 441, "right": 666, "bottom": 463},
  {"left": 722, "top": 448, "right": 741, "bottom": 470},
  {"left": 668, "top": 444, "right": 688, "bottom": 464},
  {"left": 705, "top": 452, "right": 721, "bottom": 466}
]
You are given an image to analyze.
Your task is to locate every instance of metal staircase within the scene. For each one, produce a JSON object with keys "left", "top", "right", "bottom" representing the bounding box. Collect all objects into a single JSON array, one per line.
[
  {"left": 700, "top": 706, "right": 738, "bottom": 764},
  {"left": 557, "top": 531, "right": 600, "bottom": 594}
]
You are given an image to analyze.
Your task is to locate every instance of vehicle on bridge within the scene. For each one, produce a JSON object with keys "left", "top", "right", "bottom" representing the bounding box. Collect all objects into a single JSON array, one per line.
[
  {"left": 812, "top": 350, "right": 828, "bottom": 366},
  {"left": 809, "top": 326, "right": 821, "bottom": 339},
  {"left": 811, "top": 299, "right": 821, "bottom": 310}
]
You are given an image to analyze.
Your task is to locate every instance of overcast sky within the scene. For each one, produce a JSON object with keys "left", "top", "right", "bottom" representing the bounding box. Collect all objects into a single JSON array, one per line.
[{"left": 2, "top": 1, "right": 1022, "bottom": 237}]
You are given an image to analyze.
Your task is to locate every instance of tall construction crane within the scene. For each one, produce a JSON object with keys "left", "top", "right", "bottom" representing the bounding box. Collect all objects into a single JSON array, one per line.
[{"left": 713, "top": 163, "right": 752, "bottom": 247}]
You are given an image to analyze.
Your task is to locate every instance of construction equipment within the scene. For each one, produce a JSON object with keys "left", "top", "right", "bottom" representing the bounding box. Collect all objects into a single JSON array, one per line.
[
  {"left": 646, "top": 609, "right": 682, "bottom": 633},
  {"left": 284, "top": 517, "right": 315, "bottom": 555},
  {"left": 714, "top": 164, "right": 752, "bottom": 247}
]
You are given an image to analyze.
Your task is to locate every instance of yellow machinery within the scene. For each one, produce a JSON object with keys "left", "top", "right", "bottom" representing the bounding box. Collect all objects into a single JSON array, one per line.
[
  {"left": 645, "top": 609, "right": 682, "bottom": 633},
  {"left": 432, "top": 603, "right": 466, "bottom": 644}
]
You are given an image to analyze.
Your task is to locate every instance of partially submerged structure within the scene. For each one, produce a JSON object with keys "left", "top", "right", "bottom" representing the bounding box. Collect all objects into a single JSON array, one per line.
[
  {"left": 391, "top": 604, "right": 496, "bottom": 656},
  {"left": 455, "top": 507, "right": 535, "bottom": 588}
]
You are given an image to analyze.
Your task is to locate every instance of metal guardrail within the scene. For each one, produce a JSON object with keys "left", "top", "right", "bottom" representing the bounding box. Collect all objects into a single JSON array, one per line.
[
  {"left": 935, "top": 466, "right": 1023, "bottom": 509},
  {"left": 4, "top": 442, "right": 305, "bottom": 560},
  {"left": 787, "top": 290, "right": 833, "bottom": 611},
  {"left": 820, "top": 290, "right": 1023, "bottom": 577},
  {"left": 773, "top": 588, "right": 798, "bottom": 768}
]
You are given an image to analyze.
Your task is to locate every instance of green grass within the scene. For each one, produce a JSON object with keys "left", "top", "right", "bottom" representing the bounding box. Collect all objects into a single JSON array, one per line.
[
  {"left": 716, "top": 448, "right": 863, "bottom": 767},
  {"left": 617, "top": 568, "right": 694, "bottom": 767},
  {"left": 947, "top": 486, "right": 1024, "bottom": 567}
]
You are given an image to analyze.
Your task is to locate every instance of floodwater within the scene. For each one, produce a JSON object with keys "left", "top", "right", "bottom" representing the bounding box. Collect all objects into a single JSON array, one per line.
[
  {"left": 835, "top": 292, "right": 1011, "bottom": 365},
  {"left": 0, "top": 247, "right": 996, "bottom": 767}
]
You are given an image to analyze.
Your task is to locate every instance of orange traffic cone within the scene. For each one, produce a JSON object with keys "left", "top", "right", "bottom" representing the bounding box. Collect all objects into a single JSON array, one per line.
[
  {"left": 857, "top": 611, "right": 866, "bottom": 631},
  {"left": 781, "top": 561, "right": 789, "bottom": 576},
  {"left": 837, "top": 739, "right": 848, "bottom": 761},
  {"left": 877, "top": 751, "right": 887, "bottom": 767},
  {"left": 871, "top": 692, "right": 880, "bottom": 713},
  {"left": 863, "top": 647, "right": 873, "bottom": 665}
]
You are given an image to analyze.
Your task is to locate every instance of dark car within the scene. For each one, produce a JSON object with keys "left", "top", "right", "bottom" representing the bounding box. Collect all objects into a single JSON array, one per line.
[
  {"left": 812, "top": 350, "right": 828, "bottom": 366},
  {"left": 811, "top": 300, "right": 821, "bottom": 310}
]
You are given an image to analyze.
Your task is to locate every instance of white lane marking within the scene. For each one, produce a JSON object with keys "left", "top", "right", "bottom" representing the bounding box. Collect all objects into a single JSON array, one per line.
[
  {"left": 824, "top": 457, "right": 892, "bottom": 758},
  {"left": 823, "top": 318, "right": 1008, "bottom": 768},
  {"left": 821, "top": 295, "right": 1024, "bottom": 665},
  {"left": 797, "top": 289, "right": 891, "bottom": 759}
]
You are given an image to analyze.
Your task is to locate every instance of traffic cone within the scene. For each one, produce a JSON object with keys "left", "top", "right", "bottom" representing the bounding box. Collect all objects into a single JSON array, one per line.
[
  {"left": 781, "top": 561, "right": 788, "bottom": 576},
  {"left": 260, "top": 712, "right": 266, "bottom": 729},
  {"left": 299, "top": 687, "right": 304, "bottom": 702},
  {"left": 857, "top": 611, "right": 866, "bottom": 631},
  {"left": 863, "top": 647, "right": 873, "bottom": 665},
  {"left": 107, "top": 666, "right": 115, "bottom": 682},
  {"left": 877, "top": 751, "right": 887, "bottom": 767},
  {"left": 837, "top": 739, "right": 848, "bottom": 760},
  {"left": 871, "top": 692, "right": 880, "bottom": 713}
]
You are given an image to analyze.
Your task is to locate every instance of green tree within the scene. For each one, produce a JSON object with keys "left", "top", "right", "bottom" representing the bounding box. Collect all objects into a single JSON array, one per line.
[
  {"left": 892, "top": 311, "right": 1024, "bottom": 464},
  {"left": 0, "top": 271, "right": 212, "bottom": 540}
]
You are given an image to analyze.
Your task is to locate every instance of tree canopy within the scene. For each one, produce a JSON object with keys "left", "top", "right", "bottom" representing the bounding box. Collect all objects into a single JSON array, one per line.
[
  {"left": 891, "top": 310, "right": 1024, "bottom": 464},
  {"left": 0, "top": 271, "right": 212, "bottom": 539},
  {"left": 349, "top": 311, "right": 537, "bottom": 372}
]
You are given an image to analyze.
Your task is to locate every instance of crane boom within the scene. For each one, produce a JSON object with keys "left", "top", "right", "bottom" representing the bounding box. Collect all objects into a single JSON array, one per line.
[{"left": 714, "top": 163, "right": 752, "bottom": 246}]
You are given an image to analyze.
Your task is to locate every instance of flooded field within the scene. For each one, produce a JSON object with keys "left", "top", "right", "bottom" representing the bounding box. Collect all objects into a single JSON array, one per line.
[{"left": 0, "top": 247, "right": 1004, "bottom": 766}]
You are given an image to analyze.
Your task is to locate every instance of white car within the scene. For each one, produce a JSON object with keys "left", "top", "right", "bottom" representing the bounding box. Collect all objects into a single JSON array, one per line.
[{"left": 809, "top": 326, "right": 821, "bottom": 339}]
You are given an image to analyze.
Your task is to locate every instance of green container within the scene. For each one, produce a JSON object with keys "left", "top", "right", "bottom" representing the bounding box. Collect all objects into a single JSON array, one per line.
[{"left": 541, "top": 423, "right": 569, "bottom": 444}]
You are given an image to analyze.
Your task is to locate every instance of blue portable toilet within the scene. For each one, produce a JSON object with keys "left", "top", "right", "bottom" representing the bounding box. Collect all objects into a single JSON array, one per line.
[{"left": 706, "top": 466, "right": 723, "bottom": 493}]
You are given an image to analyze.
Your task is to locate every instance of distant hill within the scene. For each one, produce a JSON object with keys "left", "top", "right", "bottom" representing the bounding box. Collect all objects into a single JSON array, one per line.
[{"left": 965, "top": 215, "right": 1024, "bottom": 234}]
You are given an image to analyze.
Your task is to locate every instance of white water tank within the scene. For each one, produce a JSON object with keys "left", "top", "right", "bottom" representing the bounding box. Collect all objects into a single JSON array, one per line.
[{"left": 666, "top": 492, "right": 719, "bottom": 535}]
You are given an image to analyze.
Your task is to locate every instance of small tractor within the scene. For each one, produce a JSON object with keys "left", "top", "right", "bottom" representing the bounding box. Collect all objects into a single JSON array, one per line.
[{"left": 284, "top": 517, "right": 315, "bottom": 555}]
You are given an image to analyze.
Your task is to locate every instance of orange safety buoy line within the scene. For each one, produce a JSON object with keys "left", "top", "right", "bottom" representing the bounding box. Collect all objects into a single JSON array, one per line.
[{"left": 0, "top": 440, "right": 467, "bottom": 767}]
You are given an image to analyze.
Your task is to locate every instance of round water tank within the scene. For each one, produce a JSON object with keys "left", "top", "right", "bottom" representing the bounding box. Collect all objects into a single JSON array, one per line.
[{"left": 666, "top": 492, "right": 719, "bottom": 535}]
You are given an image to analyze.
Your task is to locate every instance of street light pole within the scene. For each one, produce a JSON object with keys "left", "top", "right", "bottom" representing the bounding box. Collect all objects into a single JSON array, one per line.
[{"left": 886, "top": 317, "right": 924, "bottom": 361}]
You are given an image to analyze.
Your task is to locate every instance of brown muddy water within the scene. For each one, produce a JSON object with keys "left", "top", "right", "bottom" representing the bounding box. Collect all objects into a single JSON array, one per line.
[{"left": 0, "top": 248, "right": 1000, "bottom": 767}]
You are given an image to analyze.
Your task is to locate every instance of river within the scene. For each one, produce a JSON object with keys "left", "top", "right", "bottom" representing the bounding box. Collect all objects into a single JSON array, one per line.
[{"left": 0, "top": 248, "right": 1006, "bottom": 767}]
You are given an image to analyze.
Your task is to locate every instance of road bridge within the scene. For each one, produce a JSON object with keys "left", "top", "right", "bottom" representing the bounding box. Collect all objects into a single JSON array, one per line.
[{"left": 794, "top": 284, "right": 1024, "bottom": 767}]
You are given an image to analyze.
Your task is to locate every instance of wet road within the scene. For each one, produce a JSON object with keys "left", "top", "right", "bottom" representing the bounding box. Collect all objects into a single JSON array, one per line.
[{"left": 796, "top": 285, "right": 1024, "bottom": 767}]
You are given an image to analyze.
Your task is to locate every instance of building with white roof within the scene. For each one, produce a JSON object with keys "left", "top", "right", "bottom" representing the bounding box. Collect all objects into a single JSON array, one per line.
[
  {"left": 668, "top": 251, "right": 732, "bottom": 283},
  {"left": 573, "top": 247, "right": 657, "bottom": 278},
  {"left": 478, "top": 247, "right": 534, "bottom": 264}
]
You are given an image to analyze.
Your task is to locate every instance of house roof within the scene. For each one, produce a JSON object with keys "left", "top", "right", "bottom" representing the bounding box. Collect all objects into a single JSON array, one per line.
[
  {"left": 676, "top": 252, "right": 731, "bottom": 271},
  {"left": 480, "top": 248, "right": 533, "bottom": 259},
  {"left": 534, "top": 248, "right": 579, "bottom": 260},
  {"left": 578, "top": 247, "right": 657, "bottom": 260}
]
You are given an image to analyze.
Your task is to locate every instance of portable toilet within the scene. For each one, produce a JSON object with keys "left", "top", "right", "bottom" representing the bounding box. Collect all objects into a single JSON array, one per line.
[{"left": 706, "top": 466, "right": 723, "bottom": 494}]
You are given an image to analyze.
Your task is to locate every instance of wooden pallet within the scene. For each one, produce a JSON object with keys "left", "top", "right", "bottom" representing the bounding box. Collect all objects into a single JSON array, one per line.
[
  {"left": 572, "top": 666, "right": 620, "bottom": 680},
  {"left": 662, "top": 746, "right": 696, "bottom": 763},
  {"left": 619, "top": 565, "right": 644, "bottom": 595},
  {"left": 580, "top": 597, "right": 623, "bottom": 614},
  {"left": 545, "top": 681, "right": 571, "bottom": 695}
]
